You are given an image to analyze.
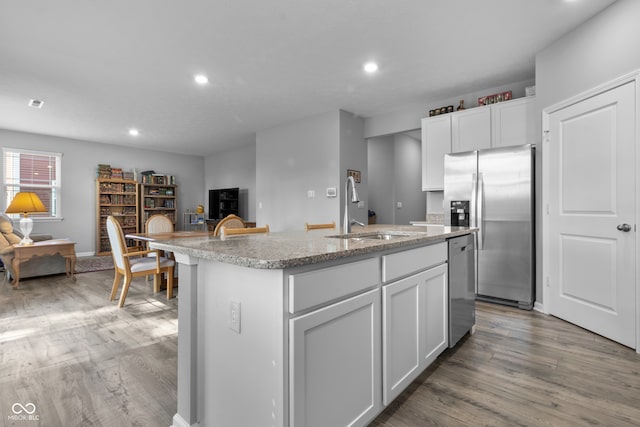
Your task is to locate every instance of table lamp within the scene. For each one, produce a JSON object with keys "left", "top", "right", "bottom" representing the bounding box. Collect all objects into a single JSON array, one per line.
[{"left": 5, "top": 192, "right": 47, "bottom": 245}]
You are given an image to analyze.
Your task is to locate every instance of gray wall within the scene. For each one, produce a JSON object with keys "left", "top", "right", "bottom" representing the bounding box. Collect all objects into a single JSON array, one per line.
[
  {"left": 534, "top": 0, "right": 640, "bottom": 306},
  {"left": 367, "top": 136, "right": 394, "bottom": 224},
  {"left": 393, "top": 133, "right": 425, "bottom": 225},
  {"left": 204, "top": 142, "right": 256, "bottom": 221},
  {"left": 363, "top": 79, "right": 534, "bottom": 139},
  {"left": 368, "top": 134, "right": 425, "bottom": 225},
  {"left": 256, "top": 111, "right": 340, "bottom": 232},
  {"left": 339, "top": 110, "right": 368, "bottom": 227},
  {"left": 1, "top": 129, "right": 204, "bottom": 255},
  {"left": 536, "top": 0, "right": 639, "bottom": 112}
]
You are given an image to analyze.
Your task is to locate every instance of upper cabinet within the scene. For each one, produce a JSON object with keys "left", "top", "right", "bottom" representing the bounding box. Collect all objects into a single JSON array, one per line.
[
  {"left": 422, "top": 96, "right": 536, "bottom": 190},
  {"left": 421, "top": 115, "right": 451, "bottom": 191},
  {"left": 451, "top": 107, "right": 491, "bottom": 152},
  {"left": 491, "top": 96, "right": 537, "bottom": 148}
]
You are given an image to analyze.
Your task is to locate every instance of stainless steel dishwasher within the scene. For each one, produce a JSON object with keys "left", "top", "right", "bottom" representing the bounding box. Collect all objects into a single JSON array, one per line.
[{"left": 448, "top": 234, "right": 476, "bottom": 348}]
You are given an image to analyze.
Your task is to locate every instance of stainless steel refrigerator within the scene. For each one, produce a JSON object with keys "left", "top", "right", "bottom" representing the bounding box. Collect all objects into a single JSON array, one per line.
[{"left": 444, "top": 144, "right": 534, "bottom": 310}]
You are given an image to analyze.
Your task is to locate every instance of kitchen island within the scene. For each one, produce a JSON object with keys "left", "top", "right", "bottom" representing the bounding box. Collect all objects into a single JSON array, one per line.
[{"left": 150, "top": 224, "right": 474, "bottom": 427}]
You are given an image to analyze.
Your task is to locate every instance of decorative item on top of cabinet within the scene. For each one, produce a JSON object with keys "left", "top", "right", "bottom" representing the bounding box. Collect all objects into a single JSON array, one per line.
[
  {"left": 457, "top": 100, "right": 465, "bottom": 111},
  {"left": 140, "top": 173, "right": 177, "bottom": 229},
  {"left": 96, "top": 174, "right": 139, "bottom": 255},
  {"left": 478, "top": 90, "right": 512, "bottom": 106},
  {"left": 428, "top": 104, "right": 455, "bottom": 117}
]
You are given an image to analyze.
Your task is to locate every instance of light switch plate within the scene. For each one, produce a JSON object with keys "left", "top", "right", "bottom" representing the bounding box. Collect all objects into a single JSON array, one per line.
[{"left": 326, "top": 187, "right": 337, "bottom": 197}]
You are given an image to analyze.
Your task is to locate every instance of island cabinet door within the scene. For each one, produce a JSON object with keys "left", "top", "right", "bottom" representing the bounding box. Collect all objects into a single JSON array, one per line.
[
  {"left": 382, "top": 263, "right": 448, "bottom": 405},
  {"left": 289, "top": 288, "right": 381, "bottom": 427}
]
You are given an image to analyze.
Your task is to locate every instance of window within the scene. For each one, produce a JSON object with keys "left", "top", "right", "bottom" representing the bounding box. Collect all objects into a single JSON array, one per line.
[{"left": 3, "top": 148, "right": 62, "bottom": 220}]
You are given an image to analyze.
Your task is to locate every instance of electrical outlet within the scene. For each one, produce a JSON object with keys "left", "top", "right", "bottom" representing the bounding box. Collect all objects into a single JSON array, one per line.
[
  {"left": 307, "top": 190, "right": 315, "bottom": 198},
  {"left": 229, "top": 301, "right": 241, "bottom": 333}
]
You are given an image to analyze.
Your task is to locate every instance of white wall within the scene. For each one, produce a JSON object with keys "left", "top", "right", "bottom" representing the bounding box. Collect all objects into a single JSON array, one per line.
[
  {"left": 534, "top": 0, "right": 639, "bottom": 305},
  {"left": 204, "top": 142, "right": 256, "bottom": 221},
  {"left": 256, "top": 111, "right": 340, "bottom": 232},
  {"left": 1, "top": 129, "right": 204, "bottom": 254}
]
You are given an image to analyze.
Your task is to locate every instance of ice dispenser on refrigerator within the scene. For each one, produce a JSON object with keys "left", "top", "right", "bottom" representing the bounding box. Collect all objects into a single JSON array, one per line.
[{"left": 450, "top": 200, "right": 470, "bottom": 227}]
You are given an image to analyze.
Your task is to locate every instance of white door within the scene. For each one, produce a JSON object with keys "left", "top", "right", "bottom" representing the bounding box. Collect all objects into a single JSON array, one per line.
[{"left": 547, "top": 81, "right": 636, "bottom": 348}]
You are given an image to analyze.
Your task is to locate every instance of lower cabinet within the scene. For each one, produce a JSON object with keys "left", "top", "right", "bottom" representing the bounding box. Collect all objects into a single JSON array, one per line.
[
  {"left": 289, "top": 288, "right": 381, "bottom": 427},
  {"left": 382, "top": 263, "right": 448, "bottom": 405}
]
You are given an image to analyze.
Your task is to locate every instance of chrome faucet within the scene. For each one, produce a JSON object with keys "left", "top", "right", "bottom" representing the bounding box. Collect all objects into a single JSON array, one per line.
[{"left": 343, "top": 175, "right": 363, "bottom": 233}]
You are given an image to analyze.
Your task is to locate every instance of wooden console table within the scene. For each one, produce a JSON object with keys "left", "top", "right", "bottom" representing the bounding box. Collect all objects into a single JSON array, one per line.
[{"left": 11, "top": 239, "right": 77, "bottom": 289}]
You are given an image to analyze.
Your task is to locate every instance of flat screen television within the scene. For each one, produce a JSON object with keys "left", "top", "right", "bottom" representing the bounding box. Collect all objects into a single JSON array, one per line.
[{"left": 209, "top": 188, "right": 240, "bottom": 220}]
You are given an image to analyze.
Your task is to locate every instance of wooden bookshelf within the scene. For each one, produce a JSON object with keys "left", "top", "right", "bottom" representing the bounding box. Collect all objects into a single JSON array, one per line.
[
  {"left": 96, "top": 178, "right": 139, "bottom": 255},
  {"left": 140, "top": 174, "right": 177, "bottom": 229}
]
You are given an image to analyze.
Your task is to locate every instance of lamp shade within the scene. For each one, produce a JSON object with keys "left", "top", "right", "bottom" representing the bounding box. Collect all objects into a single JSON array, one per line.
[{"left": 6, "top": 192, "right": 47, "bottom": 215}]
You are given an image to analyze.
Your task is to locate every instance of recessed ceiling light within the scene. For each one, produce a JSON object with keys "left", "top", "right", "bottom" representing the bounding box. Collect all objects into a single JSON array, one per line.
[
  {"left": 28, "top": 99, "right": 44, "bottom": 108},
  {"left": 363, "top": 62, "right": 378, "bottom": 73},
  {"left": 129, "top": 129, "right": 139, "bottom": 136},
  {"left": 194, "top": 74, "right": 209, "bottom": 85}
]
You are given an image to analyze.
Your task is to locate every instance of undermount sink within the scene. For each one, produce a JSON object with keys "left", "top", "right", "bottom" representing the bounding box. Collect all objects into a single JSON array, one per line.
[{"left": 326, "top": 231, "right": 422, "bottom": 241}]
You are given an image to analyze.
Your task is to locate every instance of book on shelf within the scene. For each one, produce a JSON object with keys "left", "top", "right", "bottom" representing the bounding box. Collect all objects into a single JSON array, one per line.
[{"left": 141, "top": 172, "right": 176, "bottom": 185}]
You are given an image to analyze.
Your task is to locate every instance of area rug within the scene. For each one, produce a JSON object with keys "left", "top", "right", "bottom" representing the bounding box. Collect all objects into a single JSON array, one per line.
[{"left": 75, "top": 255, "right": 114, "bottom": 273}]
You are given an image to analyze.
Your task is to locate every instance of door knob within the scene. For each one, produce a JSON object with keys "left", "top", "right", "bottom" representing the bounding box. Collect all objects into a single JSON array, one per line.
[{"left": 617, "top": 223, "right": 632, "bottom": 232}]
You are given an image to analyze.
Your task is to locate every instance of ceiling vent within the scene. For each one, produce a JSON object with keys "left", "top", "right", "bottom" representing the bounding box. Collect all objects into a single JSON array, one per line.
[{"left": 28, "top": 99, "right": 44, "bottom": 108}]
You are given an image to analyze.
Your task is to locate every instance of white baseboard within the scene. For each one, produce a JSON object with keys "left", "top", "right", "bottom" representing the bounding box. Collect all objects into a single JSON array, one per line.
[
  {"left": 76, "top": 251, "right": 96, "bottom": 257},
  {"left": 533, "top": 301, "right": 546, "bottom": 314},
  {"left": 172, "top": 413, "right": 199, "bottom": 427}
]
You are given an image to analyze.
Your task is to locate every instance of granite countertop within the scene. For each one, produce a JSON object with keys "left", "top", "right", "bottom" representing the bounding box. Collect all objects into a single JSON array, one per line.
[{"left": 149, "top": 224, "right": 475, "bottom": 269}]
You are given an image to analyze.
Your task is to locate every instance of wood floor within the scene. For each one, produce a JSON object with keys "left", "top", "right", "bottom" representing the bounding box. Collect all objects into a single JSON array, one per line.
[{"left": 1, "top": 270, "right": 639, "bottom": 427}]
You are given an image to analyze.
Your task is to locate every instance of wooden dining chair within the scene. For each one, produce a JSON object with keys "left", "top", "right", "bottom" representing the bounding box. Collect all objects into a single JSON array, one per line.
[
  {"left": 213, "top": 214, "right": 245, "bottom": 236},
  {"left": 106, "top": 216, "right": 175, "bottom": 308},
  {"left": 220, "top": 224, "right": 270, "bottom": 238},
  {"left": 144, "top": 214, "right": 175, "bottom": 282},
  {"left": 304, "top": 221, "right": 336, "bottom": 231},
  {"left": 145, "top": 214, "right": 174, "bottom": 234}
]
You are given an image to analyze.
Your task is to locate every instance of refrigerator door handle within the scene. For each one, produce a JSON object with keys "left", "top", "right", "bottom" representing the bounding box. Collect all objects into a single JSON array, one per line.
[
  {"left": 477, "top": 173, "right": 485, "bottom": 250},
  {"left": 470, "top": 173, "right": 478, "bottom": 228}
]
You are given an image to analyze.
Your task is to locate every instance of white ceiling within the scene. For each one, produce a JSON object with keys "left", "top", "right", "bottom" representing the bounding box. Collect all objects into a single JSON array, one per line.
[{"left": 0, "top": 0, "right": 616, "bottom": 157}]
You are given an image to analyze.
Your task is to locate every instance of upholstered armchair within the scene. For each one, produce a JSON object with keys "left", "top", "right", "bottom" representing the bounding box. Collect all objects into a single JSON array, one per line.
[{"left": 0, "top": 213, "right": 66, "bottom": 280}]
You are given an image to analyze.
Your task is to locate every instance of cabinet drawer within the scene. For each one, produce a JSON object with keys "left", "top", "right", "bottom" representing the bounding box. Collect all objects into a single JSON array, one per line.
[
  {"left": 382, "top": 242, "right": 447, "bottom": 283},
  {"left": 289, "top": 257, "right": 379, "bottom": 314}
]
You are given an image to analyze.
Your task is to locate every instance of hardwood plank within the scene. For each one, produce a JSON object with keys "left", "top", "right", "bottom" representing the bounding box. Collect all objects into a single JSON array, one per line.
[
  {"left": 372, "top": 301, "right": 640, "bottom": 427},
  {"left": 2, "top": 272, "right": 640, "bottom": 427},
  {"left": 0, "top": 270, "right": 177, "bottom": 427}
]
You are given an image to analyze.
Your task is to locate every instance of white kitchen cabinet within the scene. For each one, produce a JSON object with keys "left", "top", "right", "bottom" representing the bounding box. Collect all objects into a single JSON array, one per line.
[
  {"left": 491, "top": 96, "right": 537, "bottom": 148},
  {"left": 289, "top": 288, "right": 382, "bottom": 427},
  {"left": 422, "top": 96, "right": 536, "bottom": 192},
  {"left": 421, "top": 115, "right": 451, "bottom": 191},
  {"left": 382, "top": 263, "right": 448, "bottom": 405},
  {"left": 451, "top": 107, "right": 491, "bottom": 152}
]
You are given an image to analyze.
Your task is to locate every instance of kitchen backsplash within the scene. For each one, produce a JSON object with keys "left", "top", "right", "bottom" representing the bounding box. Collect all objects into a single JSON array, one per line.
[{"left": 426, "top": 213, "right": 444, "bottom": 224}]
